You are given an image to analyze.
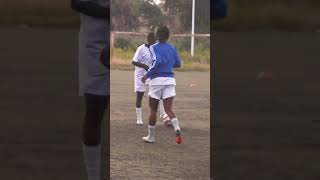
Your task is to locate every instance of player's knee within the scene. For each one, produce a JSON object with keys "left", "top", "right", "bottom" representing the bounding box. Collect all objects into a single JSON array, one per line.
[
  {"left": 149, "top": 104, "right": 158, "bottom": 111},
  {"left": 83, "top": 138, "right": 100, "bottom": 146},
  {"left": 150, "top": 109, "right": 157, "bottom": 114}
]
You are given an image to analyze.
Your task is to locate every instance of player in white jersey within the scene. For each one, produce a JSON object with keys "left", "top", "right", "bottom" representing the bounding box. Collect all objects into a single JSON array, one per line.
[
  {"left": 71, "top": 0, "right": 109, "bottom": 180},
  {"left": 132, "top": 32, "right": 171, "bottom": 126}
]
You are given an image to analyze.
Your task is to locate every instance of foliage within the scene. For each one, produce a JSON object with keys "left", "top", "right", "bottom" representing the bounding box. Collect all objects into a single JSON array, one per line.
[
  {"left": 110, "top": 0, "right": 139, "bottom": 31},
  {"left": 162, "top": 0, "right": 210, "bottom": 33},
  {"left": 112, "top": 35, "right": 210, "bottom": 68},
  {"left": 110, "top": 0, "right": 210, "bottom": 33}
]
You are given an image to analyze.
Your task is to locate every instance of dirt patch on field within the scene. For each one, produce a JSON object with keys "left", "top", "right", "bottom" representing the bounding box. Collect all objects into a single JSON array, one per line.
[{"left": 110, "top": 70, "right": 210, "bottom": 179}]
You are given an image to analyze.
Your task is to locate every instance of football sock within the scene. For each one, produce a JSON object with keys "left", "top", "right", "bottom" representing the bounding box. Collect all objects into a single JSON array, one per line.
[
  {"left": 136, "top": 107, "right": 142, "bottom": 120},
  {"left": 171, "top": 117, "right": 181, "bottom": 132},
  {"left": 159, "top": 100, "right": 166, "bottom": 117},
  {"left": 83, "top": 144, "right": 101, "bottom": 180},
  {"left": 148, "top": 125, "right": 155, "bottom": 139}
]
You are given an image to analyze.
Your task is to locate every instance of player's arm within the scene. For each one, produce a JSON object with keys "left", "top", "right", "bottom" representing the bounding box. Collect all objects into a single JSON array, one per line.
[
  {"left": 99, "top": 45, "right": 109, "bottom": 69},
  {"left": 132, "top": 46, "right": 149, "bottom": 71},
  {"left": 132, "top": 61, "right": 149, "bottom": 71},
  {"left": 145, "top": 46, "right": 161, "bottom": 79},
  {"left": 71, "top": 0, "right": 109, "bottom": 19},
  {"left": 173, "top": 47, "right": 181, "bottom": 68}
]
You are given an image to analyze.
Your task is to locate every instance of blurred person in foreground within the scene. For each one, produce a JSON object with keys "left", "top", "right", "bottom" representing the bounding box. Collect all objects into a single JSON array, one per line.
[{"left": 71, "top": 0, "right": 109, "bottom": 180}]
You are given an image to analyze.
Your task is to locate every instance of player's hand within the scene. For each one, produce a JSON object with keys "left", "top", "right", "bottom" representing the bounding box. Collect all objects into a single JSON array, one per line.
[
  {"left": 143, "top": 65, "right": 149, "bottom": 71},
  {"left": 99, "top": 45, "right": 109, "bottom": 69},
  {"left": 141, "top": 75, "right": 147, "bottom": 83}
]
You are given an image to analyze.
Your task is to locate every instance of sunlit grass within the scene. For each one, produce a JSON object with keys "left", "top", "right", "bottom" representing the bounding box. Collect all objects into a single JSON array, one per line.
[{"left": 111, "top": 47, "right": 210, "bottom": 71}]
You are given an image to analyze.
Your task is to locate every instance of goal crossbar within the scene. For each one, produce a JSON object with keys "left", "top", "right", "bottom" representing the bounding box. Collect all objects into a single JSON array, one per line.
[{"left": 112, "top": 31, "right": 210, "bottom": 37}]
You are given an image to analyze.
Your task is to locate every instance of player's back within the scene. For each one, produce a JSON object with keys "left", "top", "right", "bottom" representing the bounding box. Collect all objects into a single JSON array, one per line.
[
  {"left": 147, "top": 42, "right": 180, "bottom": 80},
  {"left": 152, "top": 42, "right": 178, "bottom": 68}
]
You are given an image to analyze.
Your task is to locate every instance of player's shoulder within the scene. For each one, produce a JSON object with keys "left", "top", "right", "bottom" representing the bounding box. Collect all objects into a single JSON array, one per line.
[
  {"left": 149, "top": 42, "right": 159, "bottom": 51},
  {"left": 135, "top": 44, "right": 145, "bottom": 52},
  {"left": 137, "top": 44, "right": 145, "bottom": 49},
  {"left": 168, "top": 43, "right": 176, "bottom": 49},
  {"left": 164, "top": 42, "right": 176, "bottom": 51},
  {"left": 150, "top": 42, "right": 159, "bottom": 48}
]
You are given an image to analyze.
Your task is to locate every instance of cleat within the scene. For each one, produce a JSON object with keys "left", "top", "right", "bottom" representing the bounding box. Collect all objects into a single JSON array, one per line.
[
  {"left": 136, "top": 118, "right": 143, "bottom": 125},
  {"left": 142, "top": 136, "right": 155, "bottom": 143},
  {"left": 175, "top": 130, "right": 182, "bottom": 144}
]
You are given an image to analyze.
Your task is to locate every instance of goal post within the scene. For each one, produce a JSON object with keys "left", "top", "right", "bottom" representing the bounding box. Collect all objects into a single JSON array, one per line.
[{"left": 110, "top": 31, "right": 210, "bottom": 63}]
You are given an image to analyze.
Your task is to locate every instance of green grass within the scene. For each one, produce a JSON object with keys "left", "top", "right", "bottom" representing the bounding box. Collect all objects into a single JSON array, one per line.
[
  {"left": 111, "top": 34, "right": 210, "bottom": 71},
  {"left": 111, "top": 47, "right": 210, "bottom": 71},
  {"left": 111, "top": 59, "right": 210, "bottom": 71}
]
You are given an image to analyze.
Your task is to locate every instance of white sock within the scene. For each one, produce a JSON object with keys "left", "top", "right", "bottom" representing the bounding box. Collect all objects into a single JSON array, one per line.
[
  {"left": 82, "top": 144, "right": 101, "bottom": 180},
  {"left": 159, "top": 100, "right": 166, "bottom": 117},
  {"left": 171, "top": 118, "right": 180, "bottom": 131},
  {"left": 148, "top": 125, "right": 155, "bottom": 139},
  {"left": 136, "top": 107, "right": 142, "bottom": 119}
]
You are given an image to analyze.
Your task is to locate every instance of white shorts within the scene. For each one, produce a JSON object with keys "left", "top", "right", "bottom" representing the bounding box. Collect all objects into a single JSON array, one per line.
[
  {"left": 148, "top": 85, "right": 176, "bottom": 100},
  {"left": 134, "top": 71, "right": 149, "bottom": 92},
  {"left": 135, "top": 81, "right": 148, "bottom": 92}
]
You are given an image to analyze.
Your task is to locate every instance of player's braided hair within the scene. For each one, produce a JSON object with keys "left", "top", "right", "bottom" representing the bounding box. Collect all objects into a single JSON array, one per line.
[{"left": 155, "top": 25, "right": 170, "bottom": 42}]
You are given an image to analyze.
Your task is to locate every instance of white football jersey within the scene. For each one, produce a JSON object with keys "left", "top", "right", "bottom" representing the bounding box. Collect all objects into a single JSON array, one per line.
[{"left": 133, "top": 44, "right": 153, "bottom": 75}]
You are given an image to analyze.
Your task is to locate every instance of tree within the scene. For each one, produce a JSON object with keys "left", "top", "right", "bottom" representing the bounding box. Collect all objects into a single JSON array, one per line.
[
  {"left": 163, "top": 0, "right": 210, "bottom": 33},
  {"left": 163, "top": 0, "right": 192, "bottom": 32},
  {"left": 110, "top": 0, "right": 139, "bottom": 31},
  {"left": 139, "top": 0, "right": 166, "bottom": 30},
  {"left": 110, "top": 0, "right": 210, "bottom": 33}
]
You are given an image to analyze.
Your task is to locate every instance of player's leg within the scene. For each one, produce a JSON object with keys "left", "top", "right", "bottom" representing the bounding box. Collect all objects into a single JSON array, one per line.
[
  {"left": 142, "top": 97, "right": 159, "bottom": 143},
  {"left": 82, "top": 93, "right": 108, "bottom": 180},
  {"left": 162, "top": 97, "right": 177, "bottom": 126},
  {"left": 135, "top": 72, "right": 146, "bottom": 125},
  {"left": 83, "top": 93, "right": 108, "bottom": 144},
  {"left": 148, "top": 97, "right": 159, "bottom": 126},
  {"left": 142, "top": 85, "right": 160, "bottom": 143},
  {"left": 162, "top": 85, "right": 182, "bottom": 144},
  {"left": 135, "top": 91, "right": 144, "bottom": 125},
  {"left": 159, "top": 99, "right": 172, "bottom": 126},
  {"left": 159, "top": 99, "right": 166, "bottom": 117}
]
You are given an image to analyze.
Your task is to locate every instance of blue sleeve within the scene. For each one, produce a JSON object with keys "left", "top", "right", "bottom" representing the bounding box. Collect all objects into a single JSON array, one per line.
[
  {"left": 146, "top": 46, "right": 161, "bottom": 78},
  {"left": 173, "top": 47, "right": 181, "bottom": 68},
  {"left": 71, "top": 0, "right": 109, "bottom": 19},
  {"left": 146, "top": 60, "right": 161, "bottom": 78},
  {"left": 211, "top": 0, "right": 227, "bottom": 20}
]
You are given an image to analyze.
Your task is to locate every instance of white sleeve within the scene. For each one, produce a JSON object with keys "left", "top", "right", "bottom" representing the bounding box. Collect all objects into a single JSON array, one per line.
[
  {"left": 149, "top": 45, "right": 157, "bottom": 61},
  {"left": 132, "top": 46, "right": 142, "bottom": 62},
  {"left": 147, "top": 46, "right": 158, "bottom": 72}
]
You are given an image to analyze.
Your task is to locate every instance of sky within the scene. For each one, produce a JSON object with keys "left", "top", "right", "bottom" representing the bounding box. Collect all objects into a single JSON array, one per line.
[{"left": 153, "top": 0, "right": 162, "bottom": 5}]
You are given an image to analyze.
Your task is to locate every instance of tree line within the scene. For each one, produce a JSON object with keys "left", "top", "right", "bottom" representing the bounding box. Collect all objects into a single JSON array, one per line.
[{"left": 111, "top": 0, "right": 210, "bottom": 33}]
